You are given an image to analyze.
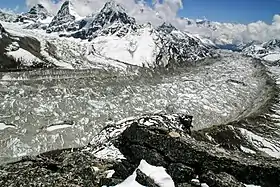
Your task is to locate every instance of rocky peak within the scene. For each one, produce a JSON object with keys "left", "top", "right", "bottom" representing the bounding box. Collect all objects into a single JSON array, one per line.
[
  {"left": 28, "top": 4, "right": 50, "bottom": 18},
  {"left": 90, "top": 0, "right": 136, "bottom": 28},
  {"left": 70, "top": 1, "right": 137, "bottom": 40},
  {"left": 47, "top": 0, "right": 81, "bottom": 33},
  {"left": 14, "top": 4, "right": 51, "bottom": 23},
  {"left": 48, "top": 0, "right": 79, "bottom": 28}
]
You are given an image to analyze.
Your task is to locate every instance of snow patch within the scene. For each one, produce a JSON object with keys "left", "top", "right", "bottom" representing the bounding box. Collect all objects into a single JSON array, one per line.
[
  {"left": 93, "top": 144, "right": 125, "bottom": 160},
  {"left": 92, "top": 26, "right": 159, "bottom": 68},
  {"left": 6, "top": 48, "right": 43, "bottom": 66},
  {"left": 239, "top": 128, "right": 280, "bottom": 158},
  {"left": 45, "top": 124, "right": 72, "bottom": 132},
  {"left": 0, "top": 122, "right": 16, "bottom": 130},
  {"left": 240, "top": 145, "right": 256, "bottom": 154},
  {"left": 112, "top": 160, "right": 175, "bottom": 187},
  {"left": 263, "top": 53, "right": 280, "bottom": 62}
]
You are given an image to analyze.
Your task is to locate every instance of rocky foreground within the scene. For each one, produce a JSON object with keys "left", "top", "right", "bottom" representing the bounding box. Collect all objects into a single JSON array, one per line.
[{"left": 0, "top": 114, "right": 280, "bottom": 187}]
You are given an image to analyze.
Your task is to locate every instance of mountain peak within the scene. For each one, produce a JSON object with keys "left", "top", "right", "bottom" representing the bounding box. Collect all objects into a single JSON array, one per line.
[
  {"left": 94, "top": 0, "right": 135, "bottom": 26},
  {"left": 101, "top": 1, "right": 126, "bottom": 13},
  {"left": 28, "top": 4, "right": 48, "bottom": 15},
  {"left": 47, "top": 0, "right": 81, "bottom": 31},
  {"left": 69, "top": 0, "right": 137, "bottom": 39}
]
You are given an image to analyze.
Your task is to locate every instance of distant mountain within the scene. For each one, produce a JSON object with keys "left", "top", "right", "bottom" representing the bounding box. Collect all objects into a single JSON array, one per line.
[
  {"left": 15, "top": 4, "right": 51, "bottom": 23},
  {"left": 242, "top": 39, "right": 280, "bottom": 63},
  {"left": 0, "top": 1, "right": 216, "bottom": 70}
]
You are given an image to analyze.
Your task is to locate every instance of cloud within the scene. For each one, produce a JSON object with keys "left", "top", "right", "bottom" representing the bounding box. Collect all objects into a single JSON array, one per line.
[
  {"left": 24, "top": 0, "right": 280, "bottom": 44},
  {"left": 25, "top": 0, "right": 183, "bottom": 26}
]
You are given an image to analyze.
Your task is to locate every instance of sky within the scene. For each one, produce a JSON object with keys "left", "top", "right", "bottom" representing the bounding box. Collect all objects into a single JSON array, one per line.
[{"left": 0, "top": 0, "right": 279, "bottom": 24}]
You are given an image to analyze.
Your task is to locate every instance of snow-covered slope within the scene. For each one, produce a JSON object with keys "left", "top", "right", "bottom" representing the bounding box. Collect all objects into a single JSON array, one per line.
[
  {"left": 0, "top": 1, "right": 216, "bottom": 70},
  {"left": 0, "top": 11, "right": 17, "bottom": 22},
  {"left": 0, "top": 23, "right": 55, "bottom": 70}
]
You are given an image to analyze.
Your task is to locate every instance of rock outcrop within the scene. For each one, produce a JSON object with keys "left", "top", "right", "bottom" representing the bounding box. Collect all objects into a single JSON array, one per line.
[
  {"left": 1, "top": 113, "right": 279, "bottom": 186},
  {"left": 114, "top": 123, "right": 280, "bottom": 187}
]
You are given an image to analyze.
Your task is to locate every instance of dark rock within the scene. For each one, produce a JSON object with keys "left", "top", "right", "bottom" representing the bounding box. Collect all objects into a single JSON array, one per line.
[
  {"left": 112, "top": 159, "right": 137, "bottom": 180},
  {"left": 200, "top": 171, "right": 245, "bottom": 187},
  {"left": 168, "top": 163, "right": 195, "bottom": 183},
  {"left": 177, "top": 183, "right": 192, "bottom": 187},
  {"left": 0, "top": 147, "right": 116, "bottom": 187},
  {"left": 47, "top": 1, "right": 77, "bottom": 33},
  {"left": 136, "top": 169, "right": 160, "bottom": 187},
  {"left": 116, "top": 123, "right": 280, "bottom": 187},
  {"left": 71, "top": 1, "right": 137, "bottom": 40},
  {"left": 99, "top": 178, "right": 123, "bottom": 186}
]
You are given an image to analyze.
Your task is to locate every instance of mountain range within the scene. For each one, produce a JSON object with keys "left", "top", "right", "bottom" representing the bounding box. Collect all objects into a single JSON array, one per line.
[
  {"left": 0, "top": 1, "right": 218, "bottom": 71},
  {"left": 0, "top": 1, "right": 279, "bottom": 71}
]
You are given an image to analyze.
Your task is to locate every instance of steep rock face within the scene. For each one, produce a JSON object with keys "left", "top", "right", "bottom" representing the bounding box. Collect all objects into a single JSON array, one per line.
[
  {"left": 155, "top": 23, "right": 215, "bottom": 66},
  {"left": 47, "top": 1, "right": 81, "bottom": 33},
  {"left": 0, "top": 24, "right": 55, "bottom": 71},
  {"left": 70, "top": 1, "right": 137, "bottom": 40},
  {"left": 0, "top": 23, "right": 7, "bottom": 37}
]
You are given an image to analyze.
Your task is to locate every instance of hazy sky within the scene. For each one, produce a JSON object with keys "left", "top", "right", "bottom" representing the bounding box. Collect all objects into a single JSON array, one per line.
[{"left": 0, "top": 0, "right": 279, "bottom": 24}]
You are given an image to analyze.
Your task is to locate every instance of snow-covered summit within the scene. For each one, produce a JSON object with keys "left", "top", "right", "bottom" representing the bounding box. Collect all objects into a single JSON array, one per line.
[
  {"left": 47, "top": 0, "right": 82, "bottom": 33},
  {"left": 70, "top": 0, "right": 137, "bottom": 40},
  {"left": 27, "top": 4, "right": 51, "bottom": 20},
  {"left": 15, "top": 4, "right": 51, "bottom": 23}
]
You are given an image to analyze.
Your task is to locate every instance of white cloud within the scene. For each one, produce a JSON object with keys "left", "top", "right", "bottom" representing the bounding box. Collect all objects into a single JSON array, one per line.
[
  {"left": 24, "top": 0, "right": 280, "bottom": 44},
  {"left": 25, "top": 0, "right": 183, "bottom": 26}
]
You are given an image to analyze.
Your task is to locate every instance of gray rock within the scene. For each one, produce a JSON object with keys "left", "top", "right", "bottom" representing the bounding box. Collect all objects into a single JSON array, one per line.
[
  {"left": 0, "top": 148, "right": 116, "bottom": 187},
  {"left": 200, "top": 171, "right": 245, "bottom": 187},
  {"left": 115, "top": 123, "right": 280, "bottom": 187}
]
